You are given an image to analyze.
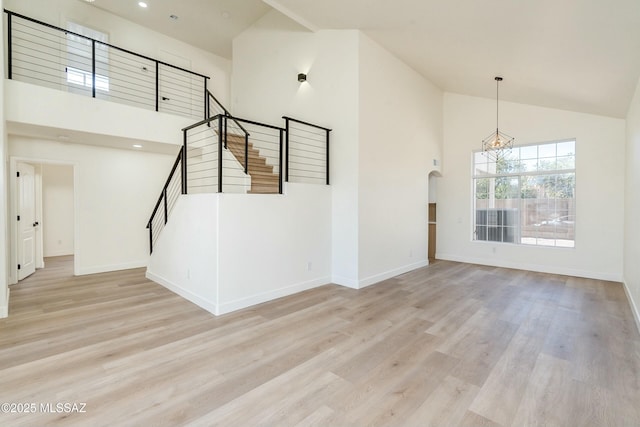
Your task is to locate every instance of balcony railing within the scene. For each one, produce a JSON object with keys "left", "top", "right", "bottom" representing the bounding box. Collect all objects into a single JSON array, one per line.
[
  {"left": 5, "top": 9, "right": 210, "bottom": 120},
  {"left": 283, "top": 116, "right": 331, "bottom": 185}
]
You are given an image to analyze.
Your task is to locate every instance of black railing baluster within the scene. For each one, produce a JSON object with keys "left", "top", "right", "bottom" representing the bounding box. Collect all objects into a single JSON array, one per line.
[
  {"left": 155, "top": 62, "right": 159, "bottom": 112},
  {"left": 279, "top": 129, "right": 284, "bottom": 194},
  {"left": 206, "top": 88, "right": 210, "bottom": 120},
  {"left": 218, "top": 117, "right": 223, "bottom": 193},
  {"left": 182, "top": 133, "right": 187, "bottom": 194},
  {"left": 284, "top": 118, "right": 289, "bottom": 182},
  {"left": 326, "top": 129, "right": 330, "bottom": 185},
  {"left": 163, "top": 188, "right": 168, "bottom": 224},
  {"left": 148, "top": 223, "right": 153, "bottom": 254},
  {"left": 224, "top": 113, "right": 228, "bottom": 149},
  {"left": 244, "top": 132, "right": 249, "bottom": 174},
  {"left": 7, "top": 12, "right": 12, "bottom": 80},
  {"left": 203, "top": 77, "right": 208, "bottom": 121},
  {"left": 91, "top": 40, "right": 96, "bottom": 98}
]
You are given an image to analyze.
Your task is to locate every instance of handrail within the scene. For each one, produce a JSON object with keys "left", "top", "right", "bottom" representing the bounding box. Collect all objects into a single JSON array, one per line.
[
  {"left": 147, "top": 148, "right": 183, "bottom": 229},
  {"left": 282, "top": 116, "right": 332, "bottom": 132},
  {"left": 230, "top": 116, "right": 286, "bottom": 132},
  {"left": 5, "top": 9, "right": 210, "bottom": 80},
  {"left": 182, "top": 113, "right": 285, "bottom": 132},
  {"left": 182, "top": 114, "right": 224, "bottom": 132},
  {"left": 207, "top": 91, "right": 250, "bottom": 136}
]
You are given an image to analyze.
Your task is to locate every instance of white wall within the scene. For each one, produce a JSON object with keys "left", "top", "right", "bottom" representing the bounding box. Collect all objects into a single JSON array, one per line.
[
  {"left": 357, "top": 34, "right": 442, "bottom": 285},
  {"left": 6, "top": 80, "right": 194, "bottom": 148},
  {"left": 232, "top": 10, "right": 360, "bottom": 286},
  {"left": 0, "top": 0, "right": 8, "bottom": 318},
  {"left": 624, "top": 77, "right": 640, "bottom": 331},
  {"left": 147, "top": 183, "right": 332, "bottom": 315},
  {"left": 146, "top": 194, "right": 219, "bottom": 313},
  {"left": 218, "top": 184, "right": 332, "bottom": 312},
  {"left": 42, "top": 164, "right": 74, "bottom": 257},
  {"left": 9, "top": 136, "right": 175, "bottom": 276},
  {"left": 439, "top": 93, "right": 625, "bottom": 281},
  {"left": 5, "top": 0, "right": 231, "bottom": 104},
  {"left": 232, "top": 11, "right": 443, "bottom": 288}
]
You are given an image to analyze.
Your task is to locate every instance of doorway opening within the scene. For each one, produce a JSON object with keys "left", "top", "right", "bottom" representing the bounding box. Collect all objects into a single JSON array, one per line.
[
  {"left": 428, "top": 172, "right": 440, "bottom": 262},
  {"left": 12, "top": 160, "right": 77, "bottom": 283}
]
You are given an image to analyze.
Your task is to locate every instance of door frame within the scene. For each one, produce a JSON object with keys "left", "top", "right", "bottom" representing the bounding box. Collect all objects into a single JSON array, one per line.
[
  {"left": 9, "top": 157, "right": 79, "bottom": 284},
  {"left": 427, "top": 170, "right": 442, "bottom": 264},
  {"left": 16, "top": 162, "right": 37, "bottom": 280}
]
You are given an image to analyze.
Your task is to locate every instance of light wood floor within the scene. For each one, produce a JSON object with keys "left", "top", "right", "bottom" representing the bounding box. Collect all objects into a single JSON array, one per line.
[{"left": 1, "top": 256, "right": 639, "bottom": 426}]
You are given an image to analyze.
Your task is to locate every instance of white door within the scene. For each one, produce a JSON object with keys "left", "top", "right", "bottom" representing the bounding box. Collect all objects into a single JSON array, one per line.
[{"left": 17, "top": 162, "right": 37, "bottom": 280}]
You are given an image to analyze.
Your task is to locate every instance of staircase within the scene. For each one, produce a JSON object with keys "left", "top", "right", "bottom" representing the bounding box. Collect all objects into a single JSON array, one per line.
[{"left": 225, "top": 133, "right": 280, "bottom": 194}]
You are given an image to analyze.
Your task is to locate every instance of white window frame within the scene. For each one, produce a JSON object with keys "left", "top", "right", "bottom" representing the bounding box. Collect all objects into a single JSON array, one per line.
[
  {"left": 472, "top": 139, "right": 576, "bottom": 248},
  {"left": 65, "top": 22, "right": 110, "bottom": 92}
]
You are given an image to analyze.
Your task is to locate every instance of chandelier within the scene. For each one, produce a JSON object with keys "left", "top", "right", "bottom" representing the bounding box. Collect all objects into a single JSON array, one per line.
[{"left": 482, "top": 76, "right": 514, "bottom": 160}]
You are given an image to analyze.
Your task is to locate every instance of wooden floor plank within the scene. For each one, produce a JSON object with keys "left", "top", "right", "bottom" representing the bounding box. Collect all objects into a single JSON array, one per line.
[{"left": 0, "top": 257, "right": 638, "bottom": 426}]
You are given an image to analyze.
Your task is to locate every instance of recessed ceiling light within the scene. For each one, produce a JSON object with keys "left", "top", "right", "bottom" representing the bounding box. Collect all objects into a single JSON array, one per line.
[
  {"left": 138, "top": 2, "right": 148, "bottom": 8},
  {"left": 221, "top": 11, "right": 230, "bottom": 19},
  {"left": 132, "top": 144, "right": 143, "bottom": 148},
  {"left": 85, "top": 0, "right": 96, "bottom": 3}
]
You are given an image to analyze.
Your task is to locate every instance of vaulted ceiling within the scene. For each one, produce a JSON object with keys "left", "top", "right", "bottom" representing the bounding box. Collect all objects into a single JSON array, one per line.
[{"left": 85, "top": 0, "right": 640, "bottom": 118}]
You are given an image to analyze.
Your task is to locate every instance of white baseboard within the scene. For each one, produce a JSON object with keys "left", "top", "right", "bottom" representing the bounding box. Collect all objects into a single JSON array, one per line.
[
  {"left": 216, "top": 276, "right": 331, "bottom": 315},
  {"left": 331, "top": 274, "right": 359, "bottom": 289},
  {"left": 147, "top": 270, "right": 330, "bottom": 317},
  {"left": 146, "top": 271, "right": 218, "bottom": 315},
  {"left": 436, "top": 253, "right": 622, "bottom": 282},
  {"left": 43, "top": 251, "right": 74, "bottom": 258},
  {"left": 77, "top": 261, "right": 148, "bottom": 275},
  {"left": 331, "top": 261, "right": 429, "bottom": 290},
  {"left": 623, "top": 279, "right": 640, "bottom": 335},
  {"left": 0, "top": 287, "right": 9, "bottom": 318},
  {"left": 357, "top": 260, "right": 429, "bottom": 289}
]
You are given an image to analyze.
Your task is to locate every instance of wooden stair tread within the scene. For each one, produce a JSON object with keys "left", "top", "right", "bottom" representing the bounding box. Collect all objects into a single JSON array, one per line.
[{"left": 224, "top": 133, "right": 279, "bottom": 194}]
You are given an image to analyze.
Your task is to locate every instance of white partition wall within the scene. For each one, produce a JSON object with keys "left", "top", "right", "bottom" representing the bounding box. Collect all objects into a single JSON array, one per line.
[{"left": 624, "top": 77, "right": 640, "bottom": 331}]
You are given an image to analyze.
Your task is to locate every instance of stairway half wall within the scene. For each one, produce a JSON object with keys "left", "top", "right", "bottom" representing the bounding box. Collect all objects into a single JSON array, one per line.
[{"left": 146, "top": 183, "right": 332, "bottom": 315}]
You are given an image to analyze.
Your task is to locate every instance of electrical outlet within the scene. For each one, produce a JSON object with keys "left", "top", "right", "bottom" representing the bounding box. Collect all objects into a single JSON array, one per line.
[{"left": 307, "top": 262, "right": 312, "bottom": 271}]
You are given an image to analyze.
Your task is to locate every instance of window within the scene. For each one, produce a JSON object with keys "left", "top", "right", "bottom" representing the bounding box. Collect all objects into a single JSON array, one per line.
[
  {"left": 66, "top": 66, "right": 109, "bottom": 91},
  {"left": 473, "top": 140, "right": 575, "bottom": 247},
  {"left": 65, "top": 22, "right": 109, "bottom": 92}
]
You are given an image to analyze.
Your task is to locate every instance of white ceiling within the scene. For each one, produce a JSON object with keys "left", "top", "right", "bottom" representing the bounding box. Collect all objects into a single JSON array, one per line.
[{"left": 84, "top": 0, "right": 640, "bottom": 118}]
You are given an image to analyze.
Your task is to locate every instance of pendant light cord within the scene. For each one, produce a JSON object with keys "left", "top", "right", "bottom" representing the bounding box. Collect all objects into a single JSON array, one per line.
[{"left": 496, "top": 78, "right": 499, "bottom": 131}]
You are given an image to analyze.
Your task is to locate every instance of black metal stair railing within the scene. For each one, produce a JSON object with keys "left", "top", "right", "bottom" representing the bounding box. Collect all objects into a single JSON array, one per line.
[
  {"left": 5, "top": 9, "right": 210, "bottom": 120},
  {"left": 147, "top": 114, "right": 286, "bottom": 253},
  {"left": 183, "top": 114, "right": 284, "bottom": 195},
  {"left": 146, "top": 148, "right": 184, "bottom": 254},
  {"left": 283, "top": 116, "right": 332, "bottom": 185}
]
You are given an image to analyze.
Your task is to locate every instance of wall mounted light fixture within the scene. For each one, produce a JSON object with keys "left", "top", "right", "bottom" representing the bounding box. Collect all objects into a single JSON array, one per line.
[{"left": 298, "top": 73, "right": 307, "bottom": 83}]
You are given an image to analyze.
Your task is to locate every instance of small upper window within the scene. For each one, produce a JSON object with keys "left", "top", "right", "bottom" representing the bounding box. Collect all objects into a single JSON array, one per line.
[{"left": 65, "top": 22, "right": 109, "bottom": 91}]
